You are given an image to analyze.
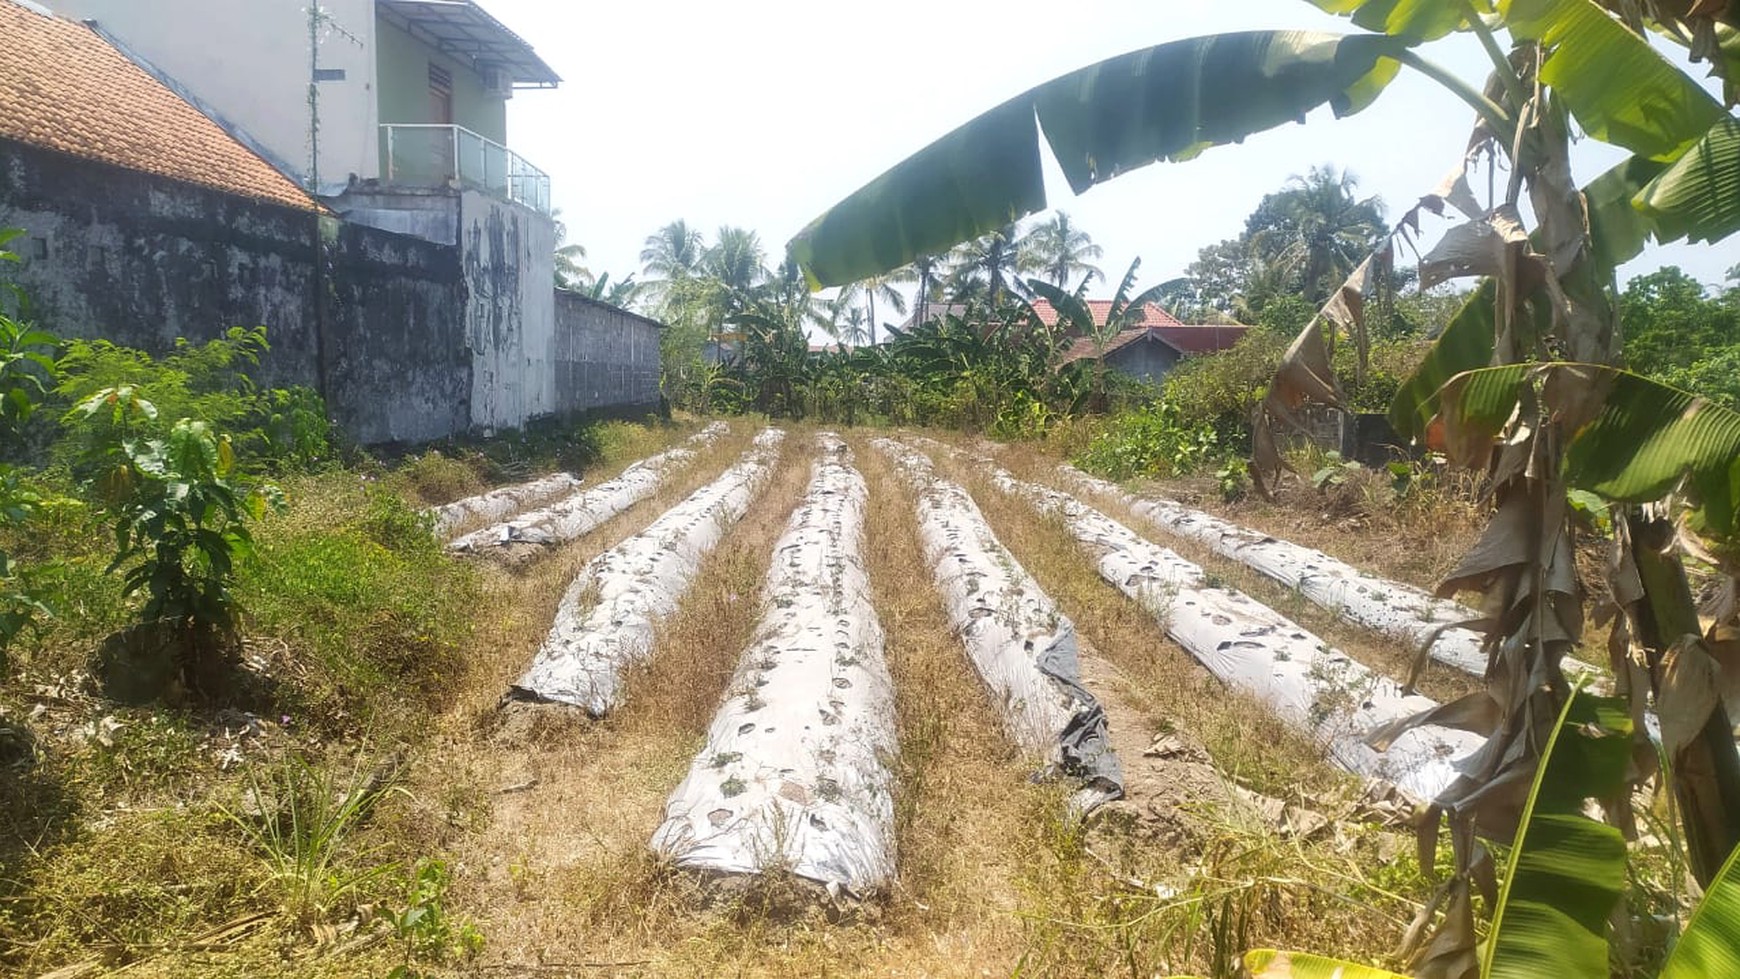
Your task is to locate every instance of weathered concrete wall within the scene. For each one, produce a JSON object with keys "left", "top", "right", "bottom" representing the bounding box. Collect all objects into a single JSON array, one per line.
[
  {"left": 0, "top": 139, "right": 322, "bottom": 390},
  {"left": 553, "top": 292, "right": 663, "bottom": 414},
  {"left": 326, "top": 219, "right": 470, "bottom": 445},
  {"left": 461, "top": 189, "right": 556, "bottom": 433},
  {"left": 1, "top": 140, "right": 646, "bottom": 445}
]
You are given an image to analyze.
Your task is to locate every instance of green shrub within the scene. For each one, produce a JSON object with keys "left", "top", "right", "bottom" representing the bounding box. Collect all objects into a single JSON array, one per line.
[
  {"left": 1073, "top": 401, "right": 1225, "bottom": 480},
  {"left": 54, "top": 327, "right": 331, "bottom": 475},
  {"left": 1159, "top": 330, "right": 1288, "bottom": 446},
  {"left": 76, "top": 390, "right": 281, "bottom": 645},
  {"left": 0, "top": 232, "right": 60, "bottom": 662}
]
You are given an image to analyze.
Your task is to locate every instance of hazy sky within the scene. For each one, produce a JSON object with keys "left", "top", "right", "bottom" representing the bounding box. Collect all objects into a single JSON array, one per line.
[{"left": 485, "top": 0, "right": 1734, "bottom": 304}]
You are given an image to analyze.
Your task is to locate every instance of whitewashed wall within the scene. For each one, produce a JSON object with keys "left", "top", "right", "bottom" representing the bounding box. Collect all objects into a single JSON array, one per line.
[{"left": 43, "top": 0, "right": 380, "bottom": 192}]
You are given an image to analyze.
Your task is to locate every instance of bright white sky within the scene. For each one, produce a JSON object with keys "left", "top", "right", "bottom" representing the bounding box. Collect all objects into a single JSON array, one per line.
[{"left": 486, "top": 0, "right": 1734, "bottom": 306}]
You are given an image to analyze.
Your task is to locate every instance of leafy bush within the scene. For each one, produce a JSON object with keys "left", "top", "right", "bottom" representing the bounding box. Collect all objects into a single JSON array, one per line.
[
  {"left": 0, "top": 231, "right": 61, "bottom": 661},
  {"left": 1073, "top": 401, "right": 1225, "bottom": 480},
  {"left": 1658, "top": 345, "right": 1740, "bottom": 409},
  {"left": 54, "top": 326, "right": 331, "bottom": 474},
  {"left": 78, "top": 391, "right": 278, "bottom": 630},
  {"left": 1158, "top": 329, "right": 1288, "bottom": 447}
]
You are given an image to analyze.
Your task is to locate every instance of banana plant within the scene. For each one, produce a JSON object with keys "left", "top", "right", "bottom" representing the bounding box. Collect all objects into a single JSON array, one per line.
[
  {"left": 780, "top": 0, "right": 1739, "bottom": 965},
  {"left": 1026, "top": 257, "right": 1174, "bottom": 411},
  {"left": 1241, "top": 687, "right": 1740, "bottom": 979}
]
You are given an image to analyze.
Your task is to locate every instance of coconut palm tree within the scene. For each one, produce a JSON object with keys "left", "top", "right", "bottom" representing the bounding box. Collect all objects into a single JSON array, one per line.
[
  {"left": 1249, "top": 165, "right": 1386, "bottom": 303},
  {"left": 838, "top": 271, "right": 911, "bottom": 345},
  {"left": 944, "top": 224, "right": 1034, "bottom": 306},
  {"left": 639, "top": 219, "right": 707, "bottom": 307},
  {"left": 1023, "top": 212, "right": 1105, "bottom": 289},
  {"left": 911, "top": 254, "right": 943, "bottom": 330},
  {"left": 706, "top": 226, "right": 767, "bottom": 294}
]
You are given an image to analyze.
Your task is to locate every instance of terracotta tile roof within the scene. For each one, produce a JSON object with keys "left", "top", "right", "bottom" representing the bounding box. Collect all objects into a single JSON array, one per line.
[
  {"left": 1028, "top": 299, "right": 1183, "bottom": 331},
  {"left": 0, "top": 0, "right": 317, "bottom": 211},
  {"left": 1152, "top": 324, "right": 1250, "bottom": 354}
]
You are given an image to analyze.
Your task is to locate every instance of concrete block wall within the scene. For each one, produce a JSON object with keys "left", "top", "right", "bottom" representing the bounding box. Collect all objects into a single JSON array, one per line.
[{"left": 553, "top": 290, "right": 663, "bottom": 414}]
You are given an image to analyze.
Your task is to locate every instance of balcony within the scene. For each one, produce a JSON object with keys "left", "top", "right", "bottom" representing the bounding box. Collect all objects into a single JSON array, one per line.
[{"left": 380, "top": 124, "right": 551, "bottom": 215}]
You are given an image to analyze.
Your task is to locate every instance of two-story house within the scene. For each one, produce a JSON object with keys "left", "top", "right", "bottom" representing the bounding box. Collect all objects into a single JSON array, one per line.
[
  {"left": 3, "top": 0, "right": 664, "bottom": 442},
  {"left": 43, "top": 0, "right": 568, "bottom": 430}
]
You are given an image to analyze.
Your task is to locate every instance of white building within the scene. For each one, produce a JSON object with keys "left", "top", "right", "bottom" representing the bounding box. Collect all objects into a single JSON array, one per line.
[
  {"left": 39, "top": 0, "right": 576, "bottom": 433},
  {"left": 41, "top": 0, "right": 559, "bottom": 204}
]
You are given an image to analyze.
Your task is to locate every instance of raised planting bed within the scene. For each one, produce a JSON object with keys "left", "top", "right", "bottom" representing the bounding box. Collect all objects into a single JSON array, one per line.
[
  {"left": 874, "top": 438, "right": 1121, "bottom": 812},
  {"left": 984, "top": 464, "right": 1484, "bottom": 802},
  {"left": 427, "top": 471, "right": 582, "bottom": 538},
  {"left": 447, "top": 421, "right": 728, "bottom": 553},
  {"left": 508, "top": 428, "right": 786, "bottom": 714},
  {"left": 651, "top": 434, "right": 898, "bottom": 898},
  {"left": 1061, "top": 465, "right": 1600, "bottom": 683}
]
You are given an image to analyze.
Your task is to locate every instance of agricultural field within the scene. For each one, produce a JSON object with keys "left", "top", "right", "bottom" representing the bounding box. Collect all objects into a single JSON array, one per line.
[{"left": 0, "top": 406, "right": 1704, "bottom": 978}]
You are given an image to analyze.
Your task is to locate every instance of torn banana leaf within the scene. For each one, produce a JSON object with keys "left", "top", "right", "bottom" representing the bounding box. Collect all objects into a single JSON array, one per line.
[{"left": 788, "top": 31, "right": 1410, "bottom": 286}]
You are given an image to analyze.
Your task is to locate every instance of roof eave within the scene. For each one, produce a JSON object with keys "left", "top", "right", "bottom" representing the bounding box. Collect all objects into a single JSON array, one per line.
[{"left": 376, "top": 0, "right": 560, "bottom": 88}]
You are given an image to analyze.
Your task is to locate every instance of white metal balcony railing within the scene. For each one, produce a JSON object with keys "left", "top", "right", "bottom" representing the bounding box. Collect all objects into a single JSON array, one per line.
[{"left": 380, "top": 124, "right": 551, "bottom": 215}]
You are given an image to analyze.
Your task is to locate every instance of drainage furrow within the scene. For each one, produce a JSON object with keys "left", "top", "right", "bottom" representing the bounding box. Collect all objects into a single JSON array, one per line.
[
  {"left": 427, "top": 471, "right": 583, "bottom": 538},
  {"left": 983, "top": 463, "right": 1483, "bottom": 801},
  {"left": 448, "top": 421, "right": 729, "bottom": 553},
  {"left": 874, "top": 438, "right": 1121, "bottom": 812},
  {"left": 507, "top": 427, "right": 785, "bottom": 714},
  {"left": 650, "top": 434, "right": 897, "bottom": 898},
  {"left": 1061, "top": 465, "right": 1598, "bottom": 683}
]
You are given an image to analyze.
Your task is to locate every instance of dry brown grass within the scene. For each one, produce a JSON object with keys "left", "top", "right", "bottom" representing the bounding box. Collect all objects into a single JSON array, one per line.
[
  {"left": 905, "top": 433, "right": 1430, "bottom": 974},
  {"left": 10, "top": 422, "right": 1455, "bottom": 978},
  {"left": 1156, "top": 457, "right": 1488, "bottom": 598}
]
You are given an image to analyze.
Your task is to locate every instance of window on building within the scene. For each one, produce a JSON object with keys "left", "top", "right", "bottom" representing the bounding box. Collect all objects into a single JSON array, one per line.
[{"left": 428, "top": 63, "right": 453, "bottom": 125}]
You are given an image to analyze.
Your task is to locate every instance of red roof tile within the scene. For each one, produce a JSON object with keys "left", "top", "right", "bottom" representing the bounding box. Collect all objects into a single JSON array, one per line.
[
  {"left": 1028, "top": 299, "right": 1183, "bottom": 331},
  {"left": 1152, "top": 324, "right": 1250, "bottom": 354},
  {"left": 0, "top": 0, "right": 318, "bottom": 211}
]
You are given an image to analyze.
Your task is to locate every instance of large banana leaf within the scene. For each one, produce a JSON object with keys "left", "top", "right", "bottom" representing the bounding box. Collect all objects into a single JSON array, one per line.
[
  {"left": 788, "top": 32, "right": 1410, "bottom": 287},
  {"left": 1387, "top": 281, "right": 1500, "bottom": 440},
  {"left": 1498, "top": 0, "right": 1727, "bottom": 161},
  {"left": 1427, "top": 362, "right": 1740, "bottom": 536},
  {"left": 1582, "top": 155, "right": 1669, "bottom": 270},
  {"left": 1243, "top": 949, "right": 1411, "bottom": 977},
  {"left": 1483, "top": 692, "right": 1631, "bottom": 979},
  {"left": 1559, "top": 367, "right": 1740, "bottom": 537},
  {"left": 1637, "top": 116, "right": 1740, "bottom": 244},
  {"left": 1660, "top": 839, "right": 1740, "bottom": 978},
  {"left": 1304, "top": 0, "right": 1475, "bottom": 40}
]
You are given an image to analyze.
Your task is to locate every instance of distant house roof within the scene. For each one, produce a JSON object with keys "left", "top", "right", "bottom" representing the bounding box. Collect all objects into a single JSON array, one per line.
[
  {"left": 1150, "top": 324, "right": 1251, "bottom": 354},
  {"left": 377, "top": 0, "right": 561, "bottom": 87},
  {"left": 896, "top": 298, "right": 1189, "bottom": 335},
  {"left": 1057, "top": 324, "right": 1250, "bottom": 366},
  {"left": 0, "top": 0, "right": 318, "bottom": 211},
  {"left": 1028, "top": 299, "right": 1183, "bottom": 331}
]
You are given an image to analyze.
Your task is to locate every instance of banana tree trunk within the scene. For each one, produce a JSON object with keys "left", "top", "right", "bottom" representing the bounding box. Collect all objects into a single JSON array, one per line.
[{"left": 1629, "top": 513, "right": 1740, "bottom": 886}]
